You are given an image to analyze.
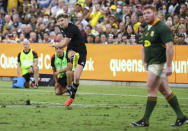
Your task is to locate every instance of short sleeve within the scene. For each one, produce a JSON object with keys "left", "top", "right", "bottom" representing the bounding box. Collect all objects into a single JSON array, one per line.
[
  {"left": 17, "top": 52, "right": 21, "bottom": 63},
  {"left": 159, "top": 24, "right": 174, "bottom": 44},
  {"left": 51, "top": 54, "right": 55, "bottom": 68},
  {"left": 32, "top": 50, "right": 38, "bottom": 58}
]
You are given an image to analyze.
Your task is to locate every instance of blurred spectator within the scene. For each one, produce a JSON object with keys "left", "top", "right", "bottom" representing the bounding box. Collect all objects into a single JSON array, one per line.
[
  {"left": 105, "top": 24, "right": 112, "bottom": 38},
  {"left": 174, "top": 33, "right": 179, "bottom": 45},
  {"left": 18, "top": 33, "right": 25, "bottom": 43},
  {"left": 94, "top": 23, "right": 104, "bottom": 36},
  {"left": 85, "top": 25, "right": 92, "bottom": 36},
  {"left": 152, "top": 0, "right": 162, "bottom": 11},
  {"left": 71, "top": 3, "right": 82, "bottom": 24},
  {"left": 49, "top": 31, "right": 56, "bottom": 42},
  {"left": 30, "top": 15, "right": 37, "bottom": 31},
  {"left": 3, "top": 15, "right": 12, "bottom": 31},
  {"left": 100, "top": 33, "right": 108, "bottom": 44},
  {"left": 89, "top": 3, "right": 103, "bottom": 27},
  {"left": 25, "top": 24, "right": 32, "bottom": 39},
  {"left": 179, "top": 3, "right": 187, "bottom": 17},
  {"left": 179, "top": 16, "right": 186, "bottom": 25},
  {"left": 124, "top": 14, "right": 131, "bottom": 27},
  {"left": 43, "top": 11, "right": 50, "bottom": 25},
  {"left": 177, "top": 33, "right": 187, "bottom": 45},
  {"left": 177, "top": 24, "right": 187, "bottom": 38},
  {"left": 108, "top": 15, "right": 118, "bottom": 29},
  {"left": 173, "top": 15, "right": 180, "bottom": 28},
  {"left": 55, "top": 32, "right": 63, "bottom": 42},
  {"left": 0, "top": 14, "right": 4, "bottom": 31},
  {"left": 50, "top": 0, "right": 60, "bottom": 16},
  {"left": 2, "top": 33, "right": 16, "bottom": 43},
  {"left": 114, "top": 4, "right": 124, "bottom": 22},
  {"left": 29, "top": 31, "right": 38, "bottom": 43},
  {"left": 129, "top": 34, "right": 137, "bottom": 45},
  {"left": 0, "top": 0, "right": 187, "bottom": 45},
  {"left": 77, "top": 23, "right": 87, "bottom": 43},
  {"left": 125, "top": 24, "right": 135, "bottom": 40},
  {"left": 117, "top": 22, "right": 125, "bottom": 36},
  {"left": 37, "top": 0, "right": 52, "bottom": 8},
  {"left": 83, "top": 6, "right": 91, "bottom": 21},
  {"left": 168, "top": 0, "right": 180, "bottom": 15},
  {"left": 42, "top": 32, "right": 50, "bottom": 43},
  {"left": 95, "top": 35, "right": 100, "bottom": 43},
  {"left": 121, "top": 34, "right": 128, "bottom": 45},
  {"left": 7, "top": 0, "right": 21, "bottom": 15},
  {"left": 131, "top": 13, "right": 141, "bottom": 35},
  {"left": 76, "top": 13, "right": 88, "bottom": 29},
  {"left": 87, "top": 33, "right": 95, "bottom": 43},
  {"left": 116, "top": 33, "right": 122, "bottom": 44},
  {"left": 166, "top": 20, "right": 173, "bottom": 28},
  {"left": 12, "top": 14, "right": 22, "bottom": 29}
]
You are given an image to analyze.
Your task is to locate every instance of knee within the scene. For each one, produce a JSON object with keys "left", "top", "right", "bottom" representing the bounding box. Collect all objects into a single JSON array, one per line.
[
  {"left": 146, "top": 82, "right": 153, "bottom": 89},
  {"left": 55, "top": 84, "right": 62, "bottom": 95},
  {"left": 159, "top": 88, "right": 170, "bottom": 97},
  {"left": 55, "top": 88, "right": 62, "bottom": 95},
  {"left": 33, "top": 66, "right": 39, "bottom": 73},
  {"left": 66, "top": 71, "right": 71, "bottom": 77},
  {"left": 68, "top": 50, "right": 76, "bottom": 59},
  {"left": 74, "top": 76, "right": 80, "bottom": 83},
  {"left": 55, "top": 91, "right": 62, "bottom": 95},
  {"left": 24, "top": 82, "right": 30, "bottom": 88}
]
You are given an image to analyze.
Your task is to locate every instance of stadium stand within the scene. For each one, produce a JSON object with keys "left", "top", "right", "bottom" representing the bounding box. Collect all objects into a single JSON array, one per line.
[{"left": 0, "top": 0, "right": 187, "bottom": 45}]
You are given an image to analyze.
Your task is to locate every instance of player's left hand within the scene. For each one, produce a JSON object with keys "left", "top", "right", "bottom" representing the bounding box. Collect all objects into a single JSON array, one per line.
[{"left": 166, "top": 66, "right": 172, "bottom": 76}]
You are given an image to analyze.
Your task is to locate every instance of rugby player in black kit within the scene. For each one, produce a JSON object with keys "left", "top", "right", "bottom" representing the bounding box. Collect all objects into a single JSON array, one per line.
[{"left": 51, "top": 10, "right": 87, "bottom": 106}]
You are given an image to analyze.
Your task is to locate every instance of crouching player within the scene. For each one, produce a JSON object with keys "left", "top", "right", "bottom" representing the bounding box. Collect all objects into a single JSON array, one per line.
[
  {"left": 17, "top": 39, "right": 39, "bottom": 88},
  {"left": 51, "top": 46, "right": 73, "bottom": 95}
]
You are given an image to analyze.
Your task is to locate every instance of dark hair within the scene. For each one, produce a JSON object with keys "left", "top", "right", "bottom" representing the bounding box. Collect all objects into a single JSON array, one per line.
[{"left": 56, "top": 14, "right": 69, "bottom": 20}]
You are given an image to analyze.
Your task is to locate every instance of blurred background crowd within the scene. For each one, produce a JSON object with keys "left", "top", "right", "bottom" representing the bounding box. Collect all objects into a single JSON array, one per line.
[{"left": 0, "top": 0, "right": 187, "bottom": 45}]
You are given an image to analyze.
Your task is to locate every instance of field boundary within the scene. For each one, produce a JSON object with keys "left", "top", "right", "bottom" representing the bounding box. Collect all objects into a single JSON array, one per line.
[{"left": 0, "top": 76, "right": 188, "bottom": 88}]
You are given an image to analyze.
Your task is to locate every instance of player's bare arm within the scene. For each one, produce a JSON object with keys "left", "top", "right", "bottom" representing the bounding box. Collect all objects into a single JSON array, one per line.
[
  {"left": 50, "top": 37, "right": 71, "bottom": 48},
  {"left": 52, "top": 67, "right": 58, "bottom": 83},
  {"left": 166, "top": 41, "right": 174, "bottom": 76},
  {"left": 54, "top": 67, "right": 69, "bottom": 76},
  {"left": 141, "top": 46, "right": 147, "bottom": 71},
  {"left": 17, "top": 62, "right": 21, "bottom": 77}
]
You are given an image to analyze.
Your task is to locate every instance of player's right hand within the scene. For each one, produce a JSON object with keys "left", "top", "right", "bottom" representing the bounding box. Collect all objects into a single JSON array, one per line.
[{"left": 166, "top": 66, "right": 172, "bottom": 76}]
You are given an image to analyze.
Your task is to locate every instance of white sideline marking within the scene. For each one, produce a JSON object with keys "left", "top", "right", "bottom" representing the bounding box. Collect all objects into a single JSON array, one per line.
[
  {"left": 0, "top": 88, "right": 188, "bottom": 100},
  {"left": 1, "top": 101, "right": 188, "bottom": 109}
]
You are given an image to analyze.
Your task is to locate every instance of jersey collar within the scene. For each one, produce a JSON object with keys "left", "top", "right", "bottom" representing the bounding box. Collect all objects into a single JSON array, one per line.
[{"left": 152, "top": 18, "right": 160, "bottom": 26}]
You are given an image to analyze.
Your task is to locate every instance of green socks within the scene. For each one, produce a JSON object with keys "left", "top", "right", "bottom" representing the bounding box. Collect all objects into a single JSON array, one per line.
[
  {"left": 143, "top": 97, "right": 157, "bottom": 122},
  {"left": 167, "top": 92, "right": 184, "bottom": 119},
  {"left": 142, "top": 92, "right": 184, "bottom": 123}
]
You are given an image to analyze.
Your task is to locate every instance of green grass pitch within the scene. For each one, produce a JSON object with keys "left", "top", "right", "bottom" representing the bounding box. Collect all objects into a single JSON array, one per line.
[{"left": 0, "top": 81, "right": 188, "bottom": 131}]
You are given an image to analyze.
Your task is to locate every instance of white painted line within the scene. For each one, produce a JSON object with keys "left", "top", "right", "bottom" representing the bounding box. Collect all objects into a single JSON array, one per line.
[
  {"left": 1, "top": 101, "right": 188, "bottom": 109},
  {"left": 0, "top": 88, "right": 188, "bottom": 100}
]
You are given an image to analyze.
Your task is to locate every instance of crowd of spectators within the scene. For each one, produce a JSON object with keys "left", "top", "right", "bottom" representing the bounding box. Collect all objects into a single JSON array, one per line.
[{"left": 0, "top": 0, "right": 187, "bottom": 45}]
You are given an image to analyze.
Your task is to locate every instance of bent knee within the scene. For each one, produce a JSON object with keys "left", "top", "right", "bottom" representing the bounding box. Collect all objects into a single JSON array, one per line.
[
  {"left": 33, "top": 66, "right": 39, "bottom": 72},
  {"left": 24, "top": 82, "right": 30, "bottom": 88},
  {"left": 66, "top": 71, "right": 71, "bottom": 76},
  {"left": 68, "top": 50, "right": 76, "bottom": 59},
  {"left": 55, "top": 89, "right": 63, "bottom": 95}
]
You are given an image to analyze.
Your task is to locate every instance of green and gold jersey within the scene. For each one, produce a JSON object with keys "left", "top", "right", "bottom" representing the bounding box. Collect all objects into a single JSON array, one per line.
[{"left": 139, "top": 18, "right": 174, "bottom": 65}]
